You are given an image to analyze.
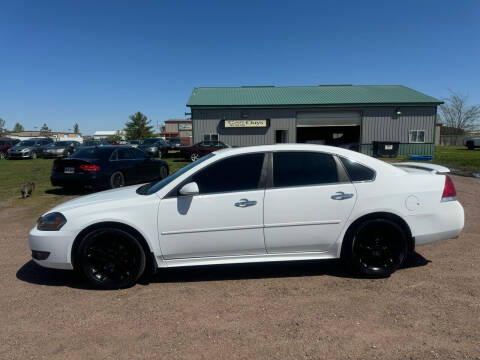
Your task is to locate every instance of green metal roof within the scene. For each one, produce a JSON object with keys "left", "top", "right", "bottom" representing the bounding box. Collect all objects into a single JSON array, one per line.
[{"left": 187, "top": 85, "right": 442, "bottom": 107}]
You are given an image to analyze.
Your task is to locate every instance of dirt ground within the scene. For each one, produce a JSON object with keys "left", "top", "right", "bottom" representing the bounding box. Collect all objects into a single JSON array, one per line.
[{"left": 0, "top": 175, "right": 479, "bottom": 360}]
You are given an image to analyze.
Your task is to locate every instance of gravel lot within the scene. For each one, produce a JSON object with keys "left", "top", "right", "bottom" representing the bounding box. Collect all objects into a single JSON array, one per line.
[{"left": 1, "top": 175, "right": 479, "bottom": 359}]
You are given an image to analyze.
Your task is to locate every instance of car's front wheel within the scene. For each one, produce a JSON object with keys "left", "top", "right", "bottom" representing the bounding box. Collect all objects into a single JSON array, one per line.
[
  {"left": 110, "top": 171, "right": 125, "bottom": 189},
  {"left": 76, "top": 228, "right": 146, "bottom": 289},
  {"left": 343, "top": 218, "right": 408, "bottom": 278}
]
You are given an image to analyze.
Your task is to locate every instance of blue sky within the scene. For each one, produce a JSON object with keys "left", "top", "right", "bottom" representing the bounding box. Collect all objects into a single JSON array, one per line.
[{"left": 1, "top": 0, "right": 479, "bottom": 135}]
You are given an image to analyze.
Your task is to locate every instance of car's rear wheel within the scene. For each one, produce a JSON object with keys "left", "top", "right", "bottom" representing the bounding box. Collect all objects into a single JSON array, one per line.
[
  {"left": 76, "top": 228, "right": 146, "bottom": 289},
  {"left": 110, "top": 171, "right": 125, "bottom": 189},
  {"left": 466, "top": 140, "right": 474, "bottom": 150},
  {"left": 344, "top": 218, "right": 407, "bottom": 278},
  {"left": 190, "top": 153, "right": 199, "bottom": 162},
  {"left": 159, "top": 165, "right": 168, "bottom": 179}
]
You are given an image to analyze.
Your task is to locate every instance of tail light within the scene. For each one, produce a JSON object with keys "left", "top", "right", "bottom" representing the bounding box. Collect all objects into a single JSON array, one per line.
[
  {"left": 79, "top": 164, "right": 101, "bottom": 172},
  {"left": 52, "top": 163, "right": 59, "bottom": 170},
  {"left": 441, "top": 175, "right": 456, "bottom": 202}
]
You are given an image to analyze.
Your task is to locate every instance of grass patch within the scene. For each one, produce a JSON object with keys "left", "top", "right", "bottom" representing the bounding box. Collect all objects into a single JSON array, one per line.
[
  {"left": 433, "top": 146, "right": 480, "bottom": 171},
  {"left": 0, "top": 156, "right": 190, "bottom": 215}
]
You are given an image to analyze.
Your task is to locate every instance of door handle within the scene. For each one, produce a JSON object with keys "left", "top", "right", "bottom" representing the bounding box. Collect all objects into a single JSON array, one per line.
[
  {"left": 331, "top": 191, "right": 354, "bottom": 200},
  {"left": 234, "top": 199, "right": 257, "bottom": 207}
]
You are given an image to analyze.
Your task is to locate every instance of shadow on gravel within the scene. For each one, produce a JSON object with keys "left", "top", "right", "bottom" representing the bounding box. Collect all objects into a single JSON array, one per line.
[
  {"left": 16, "top": 260, "right": 89, "bottom": 289},
  {"left": 17, "top": 252, "right": 431, "bottom": 289}
]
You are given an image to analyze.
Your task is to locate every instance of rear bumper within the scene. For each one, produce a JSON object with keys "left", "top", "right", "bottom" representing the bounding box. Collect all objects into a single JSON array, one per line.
[{"left": 410, "top": 201, "right": 465, "bottom": 246}]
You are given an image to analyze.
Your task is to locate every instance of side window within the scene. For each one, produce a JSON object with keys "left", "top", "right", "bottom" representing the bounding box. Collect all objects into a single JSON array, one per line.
[
  {"left": 132, "top": 148, "right": 146, "bottom": 159},
  {"left": 117, "top": 148, "right": 135, "bottom": 160},
  {"left": 273, "top": 152, "right": 338, "bottom": 188},
  {"left": 189, "top": 153, "right": 265, "bottom": 195},
  {"left": 340, "top": 157, "right": 375, "bottom": 182}
]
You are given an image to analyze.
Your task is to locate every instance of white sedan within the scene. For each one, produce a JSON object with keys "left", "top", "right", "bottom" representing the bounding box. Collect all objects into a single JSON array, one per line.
[{"left": 29, "top": 144, "right": 464, "bottom": 289}]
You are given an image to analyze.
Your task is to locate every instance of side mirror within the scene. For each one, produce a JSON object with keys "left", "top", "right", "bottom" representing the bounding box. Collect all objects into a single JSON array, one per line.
[{"left": 179, "top": 182, "right": 199, "bottom": 196}]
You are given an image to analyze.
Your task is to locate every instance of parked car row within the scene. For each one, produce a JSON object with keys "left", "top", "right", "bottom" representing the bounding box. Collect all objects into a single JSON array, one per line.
[{"left": 1, "top": 136, "right": 232, "bottom": 162}]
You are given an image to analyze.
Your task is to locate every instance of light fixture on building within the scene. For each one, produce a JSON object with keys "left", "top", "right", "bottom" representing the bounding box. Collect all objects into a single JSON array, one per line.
[{"left": 395, "top": 108, "right": 402, "bottom": 116}]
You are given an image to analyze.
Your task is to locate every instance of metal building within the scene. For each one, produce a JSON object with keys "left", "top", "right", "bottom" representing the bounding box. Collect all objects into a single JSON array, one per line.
[{"left": 186, "top": 85, "right": 443, "bottom": 156}]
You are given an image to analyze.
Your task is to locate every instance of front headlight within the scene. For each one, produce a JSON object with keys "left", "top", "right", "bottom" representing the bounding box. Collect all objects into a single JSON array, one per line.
[
  {"left": 22, "top": 148, "right": 29, "bottom": 152},
  {"left": 37, "top": 212, "right": 67, "bottom": 231}
]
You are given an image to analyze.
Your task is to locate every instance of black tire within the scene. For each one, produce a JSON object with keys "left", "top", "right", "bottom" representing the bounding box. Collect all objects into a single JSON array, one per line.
[
  {"left": 76, "top": 228, "right": 146, "bottom": 290},
  {"left": 466, "top": 141, "right": 474, "bottom": 150},
  {"left": 159, "top": 165, "right": 168, "bottom": 179},
  {"left": 110, "top": 171, "right": 125, "bottom": 189},
  {"left": 342, "top": 218, "right": 408, "bottom": 278}
]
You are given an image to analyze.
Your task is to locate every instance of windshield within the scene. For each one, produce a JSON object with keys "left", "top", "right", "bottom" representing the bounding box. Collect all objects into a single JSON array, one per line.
[
  {"left": 142, "top": 138, "right": 158, "bottom": 145},
  {"left": 48, "top": 141, "right": 70, "bottom": 147},
  {"left": 18, "top": 140, "right": 35, "bottom": 146},
  {"left": 138, "top": 153, "right": 215, "bottom": 195}
]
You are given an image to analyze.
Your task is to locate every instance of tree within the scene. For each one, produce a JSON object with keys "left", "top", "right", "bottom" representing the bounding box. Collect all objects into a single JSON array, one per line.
[
  {"left": 106, "top": 131, "right": 123, "bottom": 142},
  {"left": 73, "top": 123, "right": 80, "bottom": 134},
  {"left": 439, "top": 90, "right": 480, "bottom": 131},
  {"left": 0, "top": 118, "right": 5, "bottom": 135},
  {"left": 124, "top": 112, "right": 154, "bottom": 140},
  {"left": 39, "top": 123, "right": 52, "bottom": 137},
  {"left": 13, "top": 123, "right": 24, "bottom": 132}
]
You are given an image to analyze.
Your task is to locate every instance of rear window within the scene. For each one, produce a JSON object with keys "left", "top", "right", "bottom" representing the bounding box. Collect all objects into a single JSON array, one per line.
[
  {"left": 273, "top": 152, "right": 338, "bottom": 187},
  {"left": 340, "top": 157, "right": 375, "bottom": 182},
  {"left": 71, "top": 147, "right": 112, "bottom": 159}
]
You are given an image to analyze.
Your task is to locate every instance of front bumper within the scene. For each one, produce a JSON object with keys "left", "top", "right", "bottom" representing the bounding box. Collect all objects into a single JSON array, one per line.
[
  {"left": 43, "top": 152, "right": 65, "bottom": 158},
  {"left": 8, "top": 152, "right": 31, "bottom": 158},
  {"left": 29, "top": 227, "right": 75, "bottom": 270}
]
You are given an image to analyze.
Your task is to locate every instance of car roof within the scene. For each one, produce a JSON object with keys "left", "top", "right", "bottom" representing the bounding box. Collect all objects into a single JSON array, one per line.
[{"left": 212, "top": 144, "right": 403, "bottom": 175}]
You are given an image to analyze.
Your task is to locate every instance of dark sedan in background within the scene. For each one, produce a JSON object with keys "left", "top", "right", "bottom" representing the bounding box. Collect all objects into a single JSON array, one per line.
[
  {"left": 168, "top": 138, "right": 182, "bottom": 150},
  {"left": 41, "top": 141, "right": 81, "bottom": 158},
  {"left": 138, "top": 138, "right": 169, "bottom": 158},
  {"left": 180, "top": 140, "right": 229, "bottom": 161},
  {"left": 7, "top": 138, "right": 53, "bottom": 159},
  {"left": 51, "top": 146, "right": 169, "bottom": 190},
  {"left": 0, "top": 138, "right": 20, "bottom": 159}
]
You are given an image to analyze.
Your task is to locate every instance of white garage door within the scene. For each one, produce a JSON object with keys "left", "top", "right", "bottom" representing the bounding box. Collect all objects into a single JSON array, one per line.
[{"left": 296, "top": 112, "right": 361, "bottom": 127}]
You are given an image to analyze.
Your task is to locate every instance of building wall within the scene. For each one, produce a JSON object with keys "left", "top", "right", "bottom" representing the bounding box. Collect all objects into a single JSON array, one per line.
[
  {"left": 191, "top": 106, "right": 437, "bottom": 155},
  {"left": 192, "top": 108, "right": 296, "bottom": 146},
  {"left": 165, "top": 123, "right": 179, "bottom": 133}
]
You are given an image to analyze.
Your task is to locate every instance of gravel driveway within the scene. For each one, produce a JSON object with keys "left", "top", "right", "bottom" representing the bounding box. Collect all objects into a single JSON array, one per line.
[{"left": 1, "top": 175, "right": 479, "bottom": 359}]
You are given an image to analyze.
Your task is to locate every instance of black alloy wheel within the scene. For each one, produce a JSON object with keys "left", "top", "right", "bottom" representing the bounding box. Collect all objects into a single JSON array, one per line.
[
  {"left": 110, "top": 171, "right": 125, "bottom": 189},
  {"left": 77, "top": 228, "right": 146, "bottom": 289},
  {"left": 346, "top": 219, "right": 407, "bottom": 278}
]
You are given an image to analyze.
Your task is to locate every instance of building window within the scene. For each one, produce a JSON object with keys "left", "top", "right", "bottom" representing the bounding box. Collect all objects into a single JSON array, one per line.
[
  {"left": 204, "top": 134, "right": 219, "bottom": 141},
  {"left": 409, "top": 130, "right": 425, "bottom": 143}
]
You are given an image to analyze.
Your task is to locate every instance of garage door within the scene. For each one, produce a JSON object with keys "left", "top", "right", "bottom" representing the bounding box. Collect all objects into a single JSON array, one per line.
[{"left": 296, "top": 112, "right": 361, "bottom": 127}]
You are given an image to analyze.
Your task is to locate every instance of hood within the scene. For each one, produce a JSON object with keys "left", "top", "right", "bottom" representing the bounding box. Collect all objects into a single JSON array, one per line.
[{"left": 50, "top": 185, "right": 142, "bottom": 213}]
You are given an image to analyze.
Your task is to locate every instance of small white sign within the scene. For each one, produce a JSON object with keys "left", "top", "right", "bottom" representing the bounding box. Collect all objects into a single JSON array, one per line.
[
  {"left": 385, "top": 145, "right": 393, "bottom": 150},
  {"left": 225, "top": 120, "right": 267, "bottom": 128}
]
